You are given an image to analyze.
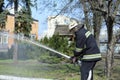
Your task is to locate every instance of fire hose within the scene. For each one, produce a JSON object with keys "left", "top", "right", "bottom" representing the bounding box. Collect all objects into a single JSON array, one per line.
[{"left": 24, "top": 39, "right": 81, "bottom": 66}]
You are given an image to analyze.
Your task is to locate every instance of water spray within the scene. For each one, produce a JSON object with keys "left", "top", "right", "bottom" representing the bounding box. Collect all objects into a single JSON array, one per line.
[
  {"left": 23, "top": 37, "right": 81, "bottom": 66},
  {"left": 0, "top": 32, "right": 81, "bottom": 65}
]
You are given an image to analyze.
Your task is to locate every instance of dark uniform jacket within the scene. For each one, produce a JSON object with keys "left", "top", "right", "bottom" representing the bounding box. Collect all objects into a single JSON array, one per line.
[{"left": 73, "top": 25, "right": 102, "bottom": 61}]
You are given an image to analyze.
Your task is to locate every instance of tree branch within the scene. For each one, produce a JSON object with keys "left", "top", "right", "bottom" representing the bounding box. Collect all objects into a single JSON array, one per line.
[
  {"left": 88, "top": 0, "right": 107, "bottom": 16},
  {"left": 115, "top": 22, "right": 120, "bottom": 25},
  {"left": 52, "top": 1, "right": 72, "bottom": 19},
  {"left": 91, "top": 7, "right": 107, "bottom": 15}
]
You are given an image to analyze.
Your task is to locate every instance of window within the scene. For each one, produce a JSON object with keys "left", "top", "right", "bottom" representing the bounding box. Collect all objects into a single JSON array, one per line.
[
  {"left": 30, "top": 34, "right": 36, "bottom": 40},
  {"left": 2, "top": 35, "right": 8, "bottom": 44},
  {"left": 0, "top": 32, "right": 8, "bottom": 44},
  {"left": 17, "top": 33, "right": 24, "bottom": 40}
]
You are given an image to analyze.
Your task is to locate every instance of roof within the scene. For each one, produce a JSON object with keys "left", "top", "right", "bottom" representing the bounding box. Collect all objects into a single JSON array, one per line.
[
  {"left": 54, "top": 25, "right": 73, "bottom": 36},
  {"left": 7, "top": 14, "right": 38, "bottom": 22}
]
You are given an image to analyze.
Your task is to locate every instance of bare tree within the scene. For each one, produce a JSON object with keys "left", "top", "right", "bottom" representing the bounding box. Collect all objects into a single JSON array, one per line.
[{"left": 88, "top": 0, "right": 120, "bottom": 79}]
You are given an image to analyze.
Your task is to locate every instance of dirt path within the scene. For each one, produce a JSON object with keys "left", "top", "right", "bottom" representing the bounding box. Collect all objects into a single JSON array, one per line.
[{"left": 0, "top": 75, "right": 53, "bottom": 80}]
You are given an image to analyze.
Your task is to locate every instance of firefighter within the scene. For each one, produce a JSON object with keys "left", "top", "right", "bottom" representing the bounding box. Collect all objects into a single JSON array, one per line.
[{"left": 69, "top": 20, "right": 102, "bottom": 80}]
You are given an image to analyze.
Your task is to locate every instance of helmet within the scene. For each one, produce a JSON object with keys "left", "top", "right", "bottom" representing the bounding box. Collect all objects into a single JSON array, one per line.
[{"left": 69, "top": 20, "right": 78, "bottom": 31}]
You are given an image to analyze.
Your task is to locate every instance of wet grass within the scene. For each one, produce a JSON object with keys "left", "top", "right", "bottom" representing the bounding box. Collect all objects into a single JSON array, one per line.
[
  {"left": 0, "top": 60, "right": 78, "bottom": 79},
  {"left": 0, "top": 59, "right": 119, "bottom": 80}
]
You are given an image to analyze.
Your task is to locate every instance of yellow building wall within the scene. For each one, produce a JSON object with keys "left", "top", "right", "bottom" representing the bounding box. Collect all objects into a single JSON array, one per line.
[
  {"left": 0, "top": 14, "right": 39, "bottom": 48},
  {"left": 5, "top": 14, "right": 39, "bottom": 38},
  {"left": 5, "top": 15, "right": 15, "bottom": 33},
  {"left": 31, "top": 20, "right": 39, "bottom": 39},
  {"left": 5, "top": 15, "right": 15, "bottom": 48}
]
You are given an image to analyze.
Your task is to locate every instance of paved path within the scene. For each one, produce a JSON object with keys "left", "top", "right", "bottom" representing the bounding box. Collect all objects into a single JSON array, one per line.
[{"left": 0, "top": 75, "right": 53, "bottom": 80}]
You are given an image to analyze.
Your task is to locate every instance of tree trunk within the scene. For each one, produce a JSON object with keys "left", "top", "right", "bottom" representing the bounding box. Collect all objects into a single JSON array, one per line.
[
  {"left": 0, "top": 0, "right": 4, "bottom": 13},
  {"left": 81, "top": 2, "right": 91, "bottom": 31},
  {"left": 13, "top": 41, "right": 18, "bottom": 64},
  {"left": 87, "top": 0, "right": 102, "bottom": 46},
  {"left": 105, "top": 17, "right": 115, "bottom": 79},
  {"left": 105, "top": 36, "right": 115, "bottom": 80},
  {"left": 13, "top": 0, "right": 19, "bottom": 64},
  {"left": 93, "top": 11, "right": 102, "bottom": 47}
]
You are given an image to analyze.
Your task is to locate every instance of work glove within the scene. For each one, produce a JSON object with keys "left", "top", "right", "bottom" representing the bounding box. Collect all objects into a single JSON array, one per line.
[
  {"left": 70, "top": 56, "right": 78, "bottom": 64},
  {"left": 73, "top": 50, "right": 84, "bottom": 60}
]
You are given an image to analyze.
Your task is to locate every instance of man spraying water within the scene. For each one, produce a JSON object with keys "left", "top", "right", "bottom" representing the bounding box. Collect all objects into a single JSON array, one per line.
[
  {"left": 0, "top": 28, "right": 101, "bottom": 80},
  {"left": 69, "top": 20, "right": 102, "bottom": 80}
]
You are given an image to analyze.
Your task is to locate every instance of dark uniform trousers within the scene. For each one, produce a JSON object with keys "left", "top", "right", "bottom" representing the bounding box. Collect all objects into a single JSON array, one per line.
[{"left": 80, "top": 61, "right": 97, "bottom": 80}]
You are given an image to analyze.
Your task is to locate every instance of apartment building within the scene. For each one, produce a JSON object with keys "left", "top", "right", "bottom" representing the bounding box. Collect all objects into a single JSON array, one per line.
[{"left": 0, "top": 14, "right": 39, "bottom": 51}]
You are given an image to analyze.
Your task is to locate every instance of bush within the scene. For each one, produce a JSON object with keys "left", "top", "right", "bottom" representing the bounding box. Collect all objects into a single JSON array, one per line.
[
  {"left": 39, "top": 34, "right": 75, "bottom": 63},
  {"left": 40, "top": 34, "right": 75, "bottom": 56}
]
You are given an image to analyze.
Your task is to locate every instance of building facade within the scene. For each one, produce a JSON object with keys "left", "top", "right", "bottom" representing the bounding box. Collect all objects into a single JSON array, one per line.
[
  {"left": 0, "top": 14, "right": 39, "bottom": 51},
  {"left": 47, "top": 15, "right": 78, "bottom": 38}
]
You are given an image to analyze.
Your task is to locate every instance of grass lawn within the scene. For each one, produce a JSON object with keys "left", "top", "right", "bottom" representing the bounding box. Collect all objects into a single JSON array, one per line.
[{"left": 0, "top": 59, "right": 119, "bottom": 80}]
